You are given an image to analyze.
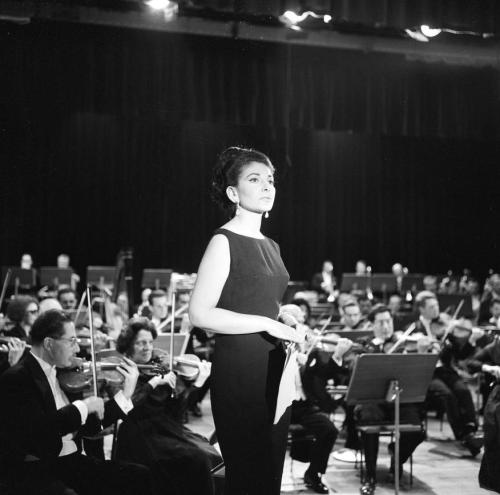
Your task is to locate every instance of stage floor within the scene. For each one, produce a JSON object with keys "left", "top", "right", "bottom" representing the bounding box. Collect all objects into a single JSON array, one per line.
[{"left": 188, "top": 395, "right": 486, "bottom": 495}]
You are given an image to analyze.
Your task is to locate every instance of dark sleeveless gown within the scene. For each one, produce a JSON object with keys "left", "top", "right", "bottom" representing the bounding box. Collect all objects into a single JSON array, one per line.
[{"left": 210, "top": 228, "right": 290, "bottom": 495}]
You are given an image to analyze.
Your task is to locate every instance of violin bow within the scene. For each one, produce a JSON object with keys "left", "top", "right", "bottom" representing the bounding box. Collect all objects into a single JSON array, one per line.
[
  {"left": 169, "top": 285, "right": 177, "bottom": 397},
  {"left": 440, "top": 299, "right": 465, "bottom": 341},
  {"left": 0, "top": 268, "right": 12, "bottom": 314},
  {"left": 74, "top": 289, "right": 87, "bottom": 326},
  {"left": 86, "top": 285, "right": 99, "bottom": 398},
  {"left": 386, "top": 322, "right": 417, "bottom": 354}
]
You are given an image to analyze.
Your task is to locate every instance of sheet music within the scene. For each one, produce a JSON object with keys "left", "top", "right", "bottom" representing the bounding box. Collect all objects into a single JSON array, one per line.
[{"left": 274, "top": 343, "right": 300, "bottom": 424}]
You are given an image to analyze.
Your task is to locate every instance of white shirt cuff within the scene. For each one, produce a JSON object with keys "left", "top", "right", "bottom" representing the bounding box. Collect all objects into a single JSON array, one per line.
[
  {"left": 332, "top": 355, "right": 343, "bottom": 367},
  {"left": 193, "top": 373, "right": 209, "bottom": 388},
  {"left": 113, "top": 390, "right": 134, "bottom": 414},
  {"left": 73, "top": 400, "right": 88, "bottom": 425}
]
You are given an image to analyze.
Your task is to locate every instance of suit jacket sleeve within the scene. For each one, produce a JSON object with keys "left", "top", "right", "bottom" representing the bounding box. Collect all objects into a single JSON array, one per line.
[{"left": 0, "top": 366, "right": 82, "bottom": 461}]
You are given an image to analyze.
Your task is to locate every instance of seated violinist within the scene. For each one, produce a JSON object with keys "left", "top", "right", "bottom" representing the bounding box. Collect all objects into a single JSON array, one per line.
[
  {"left": 356, "top": 305, "right": 425, "bottom": 495},
  {"left": 0, "top": 309, "right": 152, "bottom": 495},
  {"left": 411, "top": 292, "right": 483, "bottom": 457},
  {"left": 115, "top": 317, "right": 222, "bottom": 495},
  {"left": 339, "top": 301, "right": 369, "bottom": 331},
  {"left": 465, "top": 337, "right": 500, "bottom": 491}
]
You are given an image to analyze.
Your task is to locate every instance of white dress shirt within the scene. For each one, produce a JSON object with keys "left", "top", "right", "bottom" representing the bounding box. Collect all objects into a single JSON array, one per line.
[{"left": 30, "top": 352, "right": 133, "bottom": 457}]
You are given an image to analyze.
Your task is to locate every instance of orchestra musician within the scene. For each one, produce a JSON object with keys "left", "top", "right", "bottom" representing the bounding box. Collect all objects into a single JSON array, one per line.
[
  {"left": 299, "top": 329, "right": 359, "bottom": 467},
  {"left": 277, "top": 303, "right": 338, "bottom": 493},
  {"left": 189, "top": 146, "right": 304, "bottom": 495},
  {"left": 311, "top": 260, "right": 337, "bottom": 302},
  {"left": 114, "top": 317, "right": 221, "bottom": 495},
  {"left": 57, "top": 288, "right": 78, "bottom": 311},
  {"left": 56, "top": 253, "right": 80, "bottom": 291},
  {"left": 411, "top": 292, "right": 483, "bottom": 456},
  {"left": 355, "top": 260, "right": 369, "bottom": 276},
  {"left": 148, "top": 289, "right": 169, "bottom": 330},
  {"left": 3, "top": 295, "right": 39, "bottom": 341},
  {"left": 355, "top": 304, "right": 425, "bottom": 495},
  {"left": 465, "top": 336, "right": 500, "bottom": 492},
  {"left": 485, "top": 298, "right": 500, "bottom": 328},
  {"left": 339, "top": 301, "right": 369, "bottom": 331},
  {"left": 0, "top": 309, "right": 152, "bottom": 495},
  {"left": 479, "top": 273, "right": 500, "bottom": 325}
]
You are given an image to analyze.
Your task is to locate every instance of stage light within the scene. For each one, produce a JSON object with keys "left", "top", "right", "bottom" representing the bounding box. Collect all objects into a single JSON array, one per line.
[
  {"left": 405, "top": 28, "right": 429, "bottom": 42},
  {"left": 420, "top": 25, "right": 441, "bottom": 38},
  {"left": 145, "top": 0, "right": 171, "bottom": 9},
  {"left": 279, "top": 10, "right": 331, "bottom": 28},
  {"left": 279, "top": 10, "right": 302, "bottom": 25}
]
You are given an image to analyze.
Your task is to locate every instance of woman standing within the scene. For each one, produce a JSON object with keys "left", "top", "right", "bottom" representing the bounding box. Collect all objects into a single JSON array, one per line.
[{"left": 189, "top": 147, "right": 303, "bottom": 495}]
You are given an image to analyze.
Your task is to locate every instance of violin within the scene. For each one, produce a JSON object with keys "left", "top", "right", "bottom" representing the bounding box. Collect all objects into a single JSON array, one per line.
[
  {"left": 58, "top": 349, "right": 209, "bottom": 394},
  {"left": 58, "top": 355, "right": 167, "bottom": 394}
]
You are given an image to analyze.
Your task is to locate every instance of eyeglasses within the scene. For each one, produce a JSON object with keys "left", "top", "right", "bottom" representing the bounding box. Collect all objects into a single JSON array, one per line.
[{"left": 51, "top": 336, "right": 79, "bottom": 346}]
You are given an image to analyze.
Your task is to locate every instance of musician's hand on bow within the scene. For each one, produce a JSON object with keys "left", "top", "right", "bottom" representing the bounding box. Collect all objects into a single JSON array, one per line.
[
  {"left": 416, "top": 335, "right": 433, "bottom": 353},
  {"left": 150, "top": 371, "right": 177, "bottom": 389},
  {"left": 116, "top": 356, "right": 139, "bottom": 400},
  {"left": 84, "top": 396, "right": 105, "bottom": 420},
  {"left": 7, "top": 338, "right": 26, "bottom": 367},
  {"left": 469, "top": 327, "right": 485, "bottom": 346},
  {"left": 482, "top": 364, "right": 500, "bottom": 380},
  {"left": 333, "top": 338, "right": 353, "bottom": 361},
  {"left": 193, "top": 360, "right": 211, "bottom": 388}
]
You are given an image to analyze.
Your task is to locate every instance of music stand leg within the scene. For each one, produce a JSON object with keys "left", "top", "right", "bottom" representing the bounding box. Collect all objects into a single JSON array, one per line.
[{"left": 394, "top": 380, "right": 400, "bottom": 495}]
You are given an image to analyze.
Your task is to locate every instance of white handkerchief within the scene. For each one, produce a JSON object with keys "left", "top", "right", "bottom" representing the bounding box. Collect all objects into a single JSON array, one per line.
[{"left": 274, "top": 344, "right": 300, "bottom": 424}]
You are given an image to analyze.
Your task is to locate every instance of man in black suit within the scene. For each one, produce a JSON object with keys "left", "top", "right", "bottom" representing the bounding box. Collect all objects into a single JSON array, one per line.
[{"left": 0, "top": 309, "right": 152, "bottom": 495}]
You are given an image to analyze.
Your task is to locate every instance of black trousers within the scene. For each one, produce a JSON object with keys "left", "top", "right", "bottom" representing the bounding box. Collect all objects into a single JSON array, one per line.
[
  {"left": 356, "top": 403, "right": 424, "bottom": 480},
  {"left": 427, "top": 367, "right": 477, "bottom": 440},
  {"left": 7, "top": 453, "right": 153, "bottom": 495},
  {"left": 291, "top": 401, "right": 338, "bottom": 474}
]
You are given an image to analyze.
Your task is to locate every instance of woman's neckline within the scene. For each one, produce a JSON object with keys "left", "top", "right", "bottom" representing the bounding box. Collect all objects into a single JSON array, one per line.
[{"left": 218, "top": 227, "right": 266, "bottom": 240}]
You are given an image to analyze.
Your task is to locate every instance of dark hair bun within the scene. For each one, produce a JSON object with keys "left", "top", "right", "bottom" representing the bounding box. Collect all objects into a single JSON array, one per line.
[{"left": 211, "top": 146, "right": 274, "bottom": 214}]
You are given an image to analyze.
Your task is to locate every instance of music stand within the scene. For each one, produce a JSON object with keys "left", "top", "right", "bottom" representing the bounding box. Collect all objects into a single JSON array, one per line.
[
  {"left": 346, "top": 354, "right": 437, "bottom": 494},
  {"left": 401, "top": 275, "right": 424, "bottom": 293},
  {"left": 86, "top": 266, "right": 116, "bottom": 288},
  {"left": 370, "top": 274, "right": 397, "bottom": 294},
  {"left": 3, "top": 267, "right": 37, "bottom": 293},
  {"left": 40, "top": 267, "right": 73, "bottom": 288},
  {"left": 437, "top": 294, "right": 473, "bottom": 318},
  {"left": 340, "top": 274, "right": 370, "bottom": 292},
  {"left": 155, "top": 333, "right": 190, "bottom": 356},
  {"left": 141, "top": 269, "right": 172, "bottom": 290}
]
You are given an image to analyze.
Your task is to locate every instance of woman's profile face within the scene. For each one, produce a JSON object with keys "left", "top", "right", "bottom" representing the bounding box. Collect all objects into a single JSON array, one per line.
[
  {"left": 229, "top": 161, "right": 275, "bottom": 215},
  {"left": 131, "top": 329, "right": 154, "bottom": 364}
]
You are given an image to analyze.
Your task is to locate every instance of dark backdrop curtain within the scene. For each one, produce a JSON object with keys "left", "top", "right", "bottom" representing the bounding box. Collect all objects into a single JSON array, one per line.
[{"left": 1, "top": 20, "right": 499, "bottom": 289}]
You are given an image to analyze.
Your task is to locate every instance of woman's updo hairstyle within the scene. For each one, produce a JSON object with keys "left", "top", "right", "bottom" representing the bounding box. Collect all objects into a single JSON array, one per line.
[{"left": 211, "top": 146, "right": 275, "bottom": 216}]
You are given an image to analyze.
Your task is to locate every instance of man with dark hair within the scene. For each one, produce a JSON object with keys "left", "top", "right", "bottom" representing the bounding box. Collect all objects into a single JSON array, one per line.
[
  {"left": 356, "top": 305, "right": 425, "bottom": 495},
  {"left": 411, "top": 293, "right": 483, "bottom": 457},
  {"left": 57, "top": 287, "right": 77, "bottom": 311},
  {"left": 340, "top": 301, "right": 369, "bottom": 330},
  {"left": 148, "top": 289, "right": 169, "bottom": 329},
  {"left": 0, "top": 309, "right": 152, "bottom": 495}
]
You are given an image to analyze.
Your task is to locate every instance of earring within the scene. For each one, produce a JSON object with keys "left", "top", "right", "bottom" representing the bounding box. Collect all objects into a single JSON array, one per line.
[
  {"left": 264, "top": 211, "right": 269, "bottom": 219},
  {"left": 235, "top": 202, "right": 241, "bottom": 216}
]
